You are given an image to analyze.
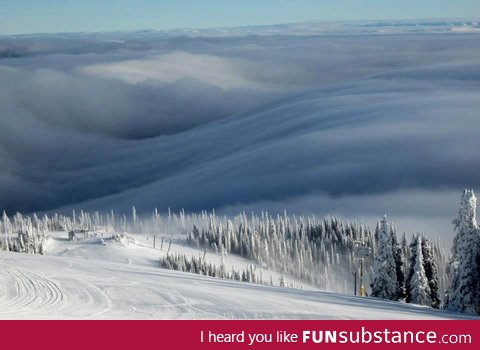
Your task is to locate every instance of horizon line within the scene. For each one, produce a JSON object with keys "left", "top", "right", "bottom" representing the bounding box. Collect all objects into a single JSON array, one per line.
[{"left": 1, "top": 17, "right": 479, "bottom": 38}]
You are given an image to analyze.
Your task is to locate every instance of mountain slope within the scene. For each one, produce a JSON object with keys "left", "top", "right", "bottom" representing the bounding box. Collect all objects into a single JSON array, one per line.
[{"left": 0, "top": 233, "right": 476, "bottom": 320}]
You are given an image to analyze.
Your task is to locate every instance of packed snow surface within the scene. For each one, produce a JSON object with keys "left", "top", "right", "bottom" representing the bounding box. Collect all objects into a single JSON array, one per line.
[{"left": 0, "top": 232, "right": 476, "bottom": 320}]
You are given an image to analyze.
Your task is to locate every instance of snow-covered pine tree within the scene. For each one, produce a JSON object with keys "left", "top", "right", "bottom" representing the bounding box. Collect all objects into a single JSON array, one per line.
[
  {"left": 401, "top": 232, "right": 410, "bottom": 278},
  {"left": 407, "top": 235, "right": 432, "bottom": 306},
  {"left": 2, "top": 211, "right": 11, "bottom": 251},
  {"left": 391, "top": 225, "right": 406, "bottom": 300},
  {"left": 132, "top": 206, "right": 137, "bottom": 228},
  {"left": 406, "top": 235, "right": 417, "bottom": 303},
  {"left": 445, "top": 189, "right": 480, "bottom": 315},
  {"left": 371, "top": 215, "right": 399, "bottom": 300},
  {"left": 421, "top": 236, "right": 441, "bottom": 308}
]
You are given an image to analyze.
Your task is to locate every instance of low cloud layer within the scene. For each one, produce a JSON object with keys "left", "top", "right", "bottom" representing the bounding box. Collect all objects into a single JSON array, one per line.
[
  {"left": 80, "top": 51, "right": 306, "bottom": 91},
  {"left": 0, "top": 64, "right": 272, "bottom": 139},
  {"left": 1, "top": 21, "right": 479, "bottom": 238}
]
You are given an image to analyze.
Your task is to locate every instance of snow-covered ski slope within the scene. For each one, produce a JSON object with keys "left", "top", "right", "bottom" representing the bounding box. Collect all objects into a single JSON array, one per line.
[{"left": 0, "top": 233, "right": 476, "bottom": 320}]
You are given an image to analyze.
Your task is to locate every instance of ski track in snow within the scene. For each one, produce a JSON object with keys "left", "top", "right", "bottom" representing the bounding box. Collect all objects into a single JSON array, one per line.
[
  {"left": 0, "top": 267, "right": 64, "bottom": 317},
  {"left": 0, "top": 240, "right": 478, "bottom": 320},
  {"left": 0, "top": 262, "right": 112, "bottom": 319}
]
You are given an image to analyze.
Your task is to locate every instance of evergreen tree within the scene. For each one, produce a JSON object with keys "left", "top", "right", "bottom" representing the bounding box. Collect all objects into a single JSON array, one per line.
[
  {"left": 391, "top": 226, "right": 406, "bottom": 299},
  {"left": 132, "top": 206, "right": 137, "bottom": 227},
  {"left": 421, "top": 236, "right": 441, "bottom": 308},
  {"left": 445, "top": 189, "right": 480, "bottom": 315},
  {"left": 2, "top": 211, "right": 11, "bottom": 251},
  {"left": 371, "top": 216, "right": 399, "bottom": 300},
  {"left": 408, "top": 235, "right": 432, "bottom": 306},
  {"left": 401, "top": 232, "right": 410, "bottom": 279}
]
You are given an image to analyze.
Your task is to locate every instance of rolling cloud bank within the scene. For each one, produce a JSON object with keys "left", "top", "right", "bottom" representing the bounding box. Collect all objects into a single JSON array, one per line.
[{"left": 1, "top": 20, "right": 480, "bottom": 238}]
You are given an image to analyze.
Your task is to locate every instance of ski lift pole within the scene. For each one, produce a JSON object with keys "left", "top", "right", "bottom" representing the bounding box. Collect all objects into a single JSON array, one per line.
[
  {"left": 353, "top": 241, "right": 371, "bottom": 297},
  {"left": 353, "top": 270, "right": 357, "bottom": 295},
  {"left": 359, "top": 258, "right": 366, "bottom": 297}
]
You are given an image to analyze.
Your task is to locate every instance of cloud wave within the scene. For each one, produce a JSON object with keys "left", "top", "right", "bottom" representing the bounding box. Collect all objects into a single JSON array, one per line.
[{"left": 0, "top": 23, "right": 479, "bottom": 240}]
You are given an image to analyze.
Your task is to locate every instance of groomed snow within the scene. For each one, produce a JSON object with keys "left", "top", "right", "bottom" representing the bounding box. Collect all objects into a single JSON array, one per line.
[{"left": 0, "top": 232, "right": 477, "bottom": 320}]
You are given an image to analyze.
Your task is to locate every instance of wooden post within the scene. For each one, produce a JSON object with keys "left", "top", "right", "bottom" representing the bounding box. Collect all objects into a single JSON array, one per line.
[
  {"left": 167, "top": 239, "right": 171, "bottom": 254},
  {"left": 161, "top": 237, "right": 164, "bottom": 250},
  {"left": 153, "top": 236, "right": 156, "bottom": 249}
]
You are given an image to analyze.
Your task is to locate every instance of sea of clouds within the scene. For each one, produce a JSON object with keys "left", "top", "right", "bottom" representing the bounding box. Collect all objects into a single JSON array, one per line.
[{"left": 1, "top": 20, "right": 479, "bottom": 239}]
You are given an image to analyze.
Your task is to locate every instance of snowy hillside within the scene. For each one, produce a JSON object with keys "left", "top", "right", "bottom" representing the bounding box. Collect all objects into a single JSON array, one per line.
[
  {"left": 1, "top": 19, "right": 480, "bottom": 320},
  {"left": 0, "top": 231, "right": 475, "bottom": 320}
]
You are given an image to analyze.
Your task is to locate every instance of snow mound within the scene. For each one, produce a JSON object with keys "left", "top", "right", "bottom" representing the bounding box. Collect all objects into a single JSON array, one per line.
[{"left": 110, "top": 232, "right": 136, "bottom": 246}]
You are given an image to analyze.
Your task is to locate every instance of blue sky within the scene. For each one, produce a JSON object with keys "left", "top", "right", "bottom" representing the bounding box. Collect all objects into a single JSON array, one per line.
[{"left": 1, "top": 0, "right": 479, "bottom": 35}]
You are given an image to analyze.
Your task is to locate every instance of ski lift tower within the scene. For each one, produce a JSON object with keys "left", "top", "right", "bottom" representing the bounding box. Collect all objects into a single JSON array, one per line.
[{"left": 353, "top": 241, "right": 372, "bottom": 297}]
